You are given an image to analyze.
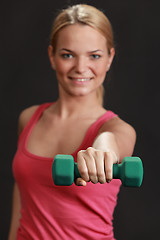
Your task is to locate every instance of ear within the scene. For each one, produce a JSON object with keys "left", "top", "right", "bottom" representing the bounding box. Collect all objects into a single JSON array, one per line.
[
  {"left": 48, "top": 45, "right": 56, "bottom": 70},
  {"left": 106, "top": 48, "right": 115, "bottom": 72}
]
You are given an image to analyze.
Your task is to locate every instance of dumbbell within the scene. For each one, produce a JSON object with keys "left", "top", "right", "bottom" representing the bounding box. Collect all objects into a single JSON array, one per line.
[{"left": 52, "top": 154, "right": 143, "bottom": 187}]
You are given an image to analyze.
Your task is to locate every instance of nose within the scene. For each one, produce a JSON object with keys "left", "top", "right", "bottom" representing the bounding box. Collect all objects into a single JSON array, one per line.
[{"left": 75, "top": 56, "right": 88, "bottom": 74}]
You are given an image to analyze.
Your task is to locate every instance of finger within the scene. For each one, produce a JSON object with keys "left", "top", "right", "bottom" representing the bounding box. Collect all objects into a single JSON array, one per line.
[
  {"left": 77, "top": 150, "right": 90, "bottom": 182},
  {"left": 104, "top": 152, "right": 113, "bottom": 183},
  {"left": 94, "top": 150, "right": 106, "bottom": 184},
  {"left": 110, "top": 151, "right": 119, "bottom": 164},
  {"left": 85, "top": 147, "right": 98, "bottom": 184},
  {"left": 76, "top": 178, "right": 87, "bottom": 186}
]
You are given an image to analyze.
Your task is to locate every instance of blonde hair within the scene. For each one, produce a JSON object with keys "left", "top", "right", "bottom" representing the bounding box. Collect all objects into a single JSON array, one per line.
[{"left": 50, "top": 4, "right": 114, "bottom": 106}]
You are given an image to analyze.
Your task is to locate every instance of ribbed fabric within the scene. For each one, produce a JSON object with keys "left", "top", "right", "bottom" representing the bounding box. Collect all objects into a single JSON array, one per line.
[{"left": 13, "top": 103, "right": 121, "bottom": 240}]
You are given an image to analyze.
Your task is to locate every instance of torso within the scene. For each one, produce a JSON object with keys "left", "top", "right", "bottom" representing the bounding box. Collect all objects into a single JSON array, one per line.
[{"left": 25, "top": 103, "right": 107, "bottom": 158}]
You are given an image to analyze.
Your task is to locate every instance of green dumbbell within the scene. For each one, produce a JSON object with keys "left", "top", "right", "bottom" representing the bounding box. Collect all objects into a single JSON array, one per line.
[{"left": 52, "top": 154, "right": 143, "bottom": 187}]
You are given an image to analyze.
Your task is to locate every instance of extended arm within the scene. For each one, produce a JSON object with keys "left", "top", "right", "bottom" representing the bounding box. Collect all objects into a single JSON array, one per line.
[{"left": 76, "top": 117, "right": 136, "bottom": 186}]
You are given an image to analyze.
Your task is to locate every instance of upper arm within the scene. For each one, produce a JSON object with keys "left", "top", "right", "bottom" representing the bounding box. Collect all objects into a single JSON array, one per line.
[
  {"left": 8, "top": 106, "right": 39, "bottom": 239},
  {"left": 93, "top": 117, "right": 136, "bottom": 162},
  {"left": 8, "top": 183, "right": 21, "bottom": 240},
  {"left": 18, "top": 105, "right": 39, "bottom": 136}
]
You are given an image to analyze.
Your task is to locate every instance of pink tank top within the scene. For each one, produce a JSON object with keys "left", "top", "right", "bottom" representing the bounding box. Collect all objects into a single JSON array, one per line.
[{"left": 13, "top": 103, "right": 121, "bottom": 240}]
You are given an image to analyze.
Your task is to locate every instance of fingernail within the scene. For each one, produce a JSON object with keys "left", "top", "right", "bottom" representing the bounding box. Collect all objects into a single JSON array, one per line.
[
  {"left": 79, "top": 180, "right": 87, "bottom": 186},
  {"left": 79, "top": 181, "right": 84, "bottom": 186}
]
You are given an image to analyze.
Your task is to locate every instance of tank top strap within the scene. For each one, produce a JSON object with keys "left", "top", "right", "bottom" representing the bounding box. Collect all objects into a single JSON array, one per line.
[
  {"left": 85, "top": 110, "right": 117, "bottom": 144},
  {"left": 18, "top": 102, "right": 52, "bottom": 146},
  {"left": 72, "top": 111, "right": 117, "bottom": 159},
  {"left": 90, "top": 110, "right": 117, "bottom": 134},
  {"left": 25, "top": 103, "right": 52, "bottom": 130}
]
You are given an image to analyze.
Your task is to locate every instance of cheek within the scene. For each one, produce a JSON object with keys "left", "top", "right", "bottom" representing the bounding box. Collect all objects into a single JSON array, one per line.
[
  {"left": 55, "top": 59, "right": 73, "bottom": 76},
  {"left": 93, "top": 62, "right": 107, "bottom": 77},
  {"left": 55, "top": 59, "right": 64, "bottom": 73}
]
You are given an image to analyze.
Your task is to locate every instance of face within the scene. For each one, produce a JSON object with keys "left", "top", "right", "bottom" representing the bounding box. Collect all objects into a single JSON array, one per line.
[{"left": 48, "top": 24, "right": 115, "bottom": 98}]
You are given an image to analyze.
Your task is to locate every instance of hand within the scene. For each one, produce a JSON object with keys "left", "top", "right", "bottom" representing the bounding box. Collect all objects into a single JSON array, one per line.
[{"left": 76, "top": 147, "right": 118, "bottom": 186}]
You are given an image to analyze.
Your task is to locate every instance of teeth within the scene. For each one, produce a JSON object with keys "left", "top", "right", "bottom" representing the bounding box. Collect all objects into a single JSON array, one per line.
[{"left": 75, "top": 78, "right": 90, "bottom": 82}]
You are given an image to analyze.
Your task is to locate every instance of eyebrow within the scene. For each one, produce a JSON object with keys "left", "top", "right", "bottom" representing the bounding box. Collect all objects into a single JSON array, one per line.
[
  {"left": 88, "top": 49, "right": 103, "bottom": 53},
  {"left": 59, "top": 48, "right": 73, "bottom": 52},
  {"left": 59, "top": 48, "right": 103, "bottom": 53}
]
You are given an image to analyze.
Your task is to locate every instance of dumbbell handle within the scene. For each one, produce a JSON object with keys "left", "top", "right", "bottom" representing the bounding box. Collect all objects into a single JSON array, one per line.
[
  {"left": 74, "top": 157, "right": 143, "bottom": 187},
  {"left": 74, "top": 162, "right": 122, "bottom": 179}
]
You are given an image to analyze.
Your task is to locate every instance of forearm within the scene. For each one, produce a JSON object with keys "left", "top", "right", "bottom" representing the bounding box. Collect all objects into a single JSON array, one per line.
[
  {"left": 92, "top": 132, "right": 120, "bottom": 162},
  {"left": 92, "top": 118, "right": 136, "bottom": 163}
]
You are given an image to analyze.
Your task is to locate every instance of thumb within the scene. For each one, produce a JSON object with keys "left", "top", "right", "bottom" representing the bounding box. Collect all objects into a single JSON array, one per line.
[{"left": 75, "top": 178, "right": 87, "bottom": 186}]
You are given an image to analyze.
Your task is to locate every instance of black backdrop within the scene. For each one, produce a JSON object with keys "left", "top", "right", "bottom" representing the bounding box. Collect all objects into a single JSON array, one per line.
[{"left": 1, "top": 0, "right": 159, "bottom": 239}]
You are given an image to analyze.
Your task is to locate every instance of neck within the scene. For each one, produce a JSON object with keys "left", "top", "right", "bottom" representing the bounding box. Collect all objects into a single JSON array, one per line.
[{"left": 54, "top": 92, "right": 102, "bottom": 119}]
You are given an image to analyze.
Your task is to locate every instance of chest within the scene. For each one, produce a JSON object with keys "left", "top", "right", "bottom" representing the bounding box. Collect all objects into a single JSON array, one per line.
[{"left": 26, "top": 117, "right": 96, "bottom": 158}]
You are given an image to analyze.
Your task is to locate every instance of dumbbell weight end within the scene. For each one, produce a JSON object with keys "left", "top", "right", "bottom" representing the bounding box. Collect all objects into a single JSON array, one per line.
[{"left": 113, "top": 157, "right": 143, "bottom": 187}]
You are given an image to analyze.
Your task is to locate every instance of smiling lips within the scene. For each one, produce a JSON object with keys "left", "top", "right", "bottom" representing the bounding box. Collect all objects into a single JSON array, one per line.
[{"left": 69, "top": 77, "right": 92, "bottom": 82}]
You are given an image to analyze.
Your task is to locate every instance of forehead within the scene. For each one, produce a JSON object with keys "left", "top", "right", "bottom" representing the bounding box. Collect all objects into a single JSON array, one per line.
[{"left": 56, "top": 24, "right": 107, "bottom": 51}]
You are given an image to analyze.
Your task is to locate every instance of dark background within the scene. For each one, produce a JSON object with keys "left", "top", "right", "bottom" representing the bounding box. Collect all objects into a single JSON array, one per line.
[{"left": 1, "top": 0, "right": 159, "bottom": 239}]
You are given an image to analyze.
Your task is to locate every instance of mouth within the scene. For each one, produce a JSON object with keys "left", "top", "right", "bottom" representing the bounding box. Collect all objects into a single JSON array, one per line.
[{"left": 69, "top": 77, "right": 93, "bottom": 82}]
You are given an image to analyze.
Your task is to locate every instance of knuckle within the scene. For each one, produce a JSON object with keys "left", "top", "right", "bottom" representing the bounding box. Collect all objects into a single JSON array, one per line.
[
  {"left": 79, "top": 168, "right": 89, "bottom": 181},
  {"left": 90, "top": 176, "right": 98, "bottom": 184},
  {"left": 88, "top": 169, "right": 96, "bottom": 177},
  {"left": 81, "top": 174, "right": 89, "bottom": 182},
  {"left": 86, "top": 147, "right": 94, "bottom": 156},
  {"left": 99, "top": 178, "right": 106, "bottom": 184},
  {"left": 94, "top": 149, "right": 101, "bottom": 158},
  {"left": 87, "top": 147, "right": 94, "bottom": 151},
  {"left": 77, "top": 150, "right": 85, "bottom": 157},
  {"left": 77, "top": 152, "right": 82, "bottom": 160},
  {"left": 97, "top": 171, "right": 106, "bottom": 184},
  {"left": 104, "top": 151, "right": 109, "bottom": 158},
  {"left": 105, "top": 168, "right": 112, "bottom": 180},
  {"left": 106, "top": 167, "right": 112, "bottom": 174},
  {"left": 97, "top": 171, "right": 105, "bottom": 179},
  {"left": 80, "top": 168, "right": 88, "bottom": 176}
]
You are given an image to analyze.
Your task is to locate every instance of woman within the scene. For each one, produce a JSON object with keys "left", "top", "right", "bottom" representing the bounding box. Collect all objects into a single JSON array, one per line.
[{"left": 8, "top": 4, "right": 136, "bottom": 240}]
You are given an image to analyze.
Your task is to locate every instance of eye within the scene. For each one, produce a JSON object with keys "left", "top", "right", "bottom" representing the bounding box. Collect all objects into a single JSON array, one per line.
[
  {"left": 91, "top": 54, "right": 101, "bottom": 59},
  {"left": 61, "top": 53, "right": 73, "bottom": 59}
]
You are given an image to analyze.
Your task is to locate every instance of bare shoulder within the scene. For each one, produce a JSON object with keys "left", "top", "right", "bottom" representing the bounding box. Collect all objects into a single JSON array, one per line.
[{"left": 18, "top": 105, "right": 39, "bottom": 136}]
